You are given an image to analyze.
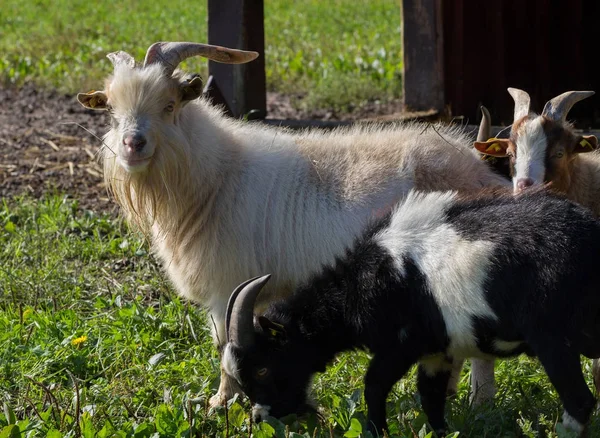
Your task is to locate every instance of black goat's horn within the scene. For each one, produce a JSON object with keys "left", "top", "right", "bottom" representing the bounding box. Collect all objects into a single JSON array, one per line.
[
  {"left": 143, "top": 41, "right": 259, "bottom": 77},
  {"left": 226, "top": 275, "right": 271, "bottom": 346}
]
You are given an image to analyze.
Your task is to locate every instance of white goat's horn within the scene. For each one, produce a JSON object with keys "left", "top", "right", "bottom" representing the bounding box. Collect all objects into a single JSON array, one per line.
[
  {"left": 477, "top": 106, "right": 491, "bottom": 142},
  {"left": 507, "top": 88, "right": 531, "bottom": 122},
  {"left": 226, "top": 275, "right": 271, "bottom": 346},
  {"left": 542, "top": 90, "right": 595, "bottom": 123},
  {"left": 143, "top": 41, "right": 259, "bottom": 76},
  {"left": 107, "top": 51, "right": 136, "bottom": 69}
]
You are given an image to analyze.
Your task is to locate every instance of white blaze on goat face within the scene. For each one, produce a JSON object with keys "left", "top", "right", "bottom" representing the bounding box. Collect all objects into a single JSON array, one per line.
[
  {"left": 512, "top": 116, "right": 548, "bottom": 191},
  {"left": 374, "top": 191, "right": 497, "bottom": 356},
  {"left": 252, "top": 404, "right": 272, "bottom": 421}
]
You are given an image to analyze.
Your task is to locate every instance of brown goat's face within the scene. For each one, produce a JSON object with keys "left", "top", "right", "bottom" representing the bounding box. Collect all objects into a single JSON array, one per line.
[
  {"left": 508, "top": 116, "right": 598, "bottom": 194},
  {"left": 474, "top": 115, "right": 599, "bottom": 194}
]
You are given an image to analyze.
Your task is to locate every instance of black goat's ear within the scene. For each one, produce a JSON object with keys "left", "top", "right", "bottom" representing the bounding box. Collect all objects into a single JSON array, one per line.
[
  {"left": 258, "top": 316, "right": 287, "bottom": 341},
  {"left": 180, "top": 74, "right": 204, "bottom": 102}
]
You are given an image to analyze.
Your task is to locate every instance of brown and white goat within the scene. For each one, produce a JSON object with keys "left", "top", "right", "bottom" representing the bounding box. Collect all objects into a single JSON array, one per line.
[
  {"left": 78, "top": 41, "right": 510, "bottom": 407},
  {"left": 474, "top": 88, "right": 598, "bottom": 201}
]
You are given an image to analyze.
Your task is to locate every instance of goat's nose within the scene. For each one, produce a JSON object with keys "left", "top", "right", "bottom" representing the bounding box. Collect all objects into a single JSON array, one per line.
[
  {"left": 517, "top": 178, "right": 534, "bottom": 191},
  {"left": 123, "top": 134, "right": 147, "bottom": 152}
]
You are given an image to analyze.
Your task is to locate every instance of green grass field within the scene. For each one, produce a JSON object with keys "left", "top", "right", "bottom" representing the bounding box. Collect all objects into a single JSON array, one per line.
[
  {"left": 0, "top": 0, "right": 402, "bottom": 112},
  {"left": 2, "top": 0, "right": 600, "bottom": 437},
  {"left": 2, "top": 196, "right": 597, "bottom": 437}
]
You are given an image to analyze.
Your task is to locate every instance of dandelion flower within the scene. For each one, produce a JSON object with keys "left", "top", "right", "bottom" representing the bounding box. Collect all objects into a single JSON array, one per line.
[{"left": 71, "top": 335, "right": 88, "bottom": 347}]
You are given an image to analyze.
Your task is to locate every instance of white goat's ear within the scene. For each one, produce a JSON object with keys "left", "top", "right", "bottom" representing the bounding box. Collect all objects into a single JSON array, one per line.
[
  {"left": 573, "top": 135, "right": 599, "bottom": 154},
  {"left": 474, "top": 138, "right": 510, "bottom": 157},
  {"left": 180, "top": 75, "right": 204, "bottom": 102},
  {"left": 258, "top": 316, "right": 287, "bottom": 341},
  {"left": 77, "top": 90, "right": 108, "bottom": 110}
]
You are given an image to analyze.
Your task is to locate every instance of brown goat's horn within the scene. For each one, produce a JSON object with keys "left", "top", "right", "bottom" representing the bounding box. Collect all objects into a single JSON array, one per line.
[
  {"left": 107, "top": 51, "right": 136, "bottom": 69},
  {"left": 507, "top": 88, "right": 531, "bottom": 122},
  {"left": 226, "top": 275, "right": 271, "bottom": 346},
  {"left": 542, "top": 90, "right": 595, "bottom": 123},
  {"left": 477, "top": 106, "right": 491, "bottom": 142},
  {"left": 143, "top": 42, "right": 259, "bottom": 76}
]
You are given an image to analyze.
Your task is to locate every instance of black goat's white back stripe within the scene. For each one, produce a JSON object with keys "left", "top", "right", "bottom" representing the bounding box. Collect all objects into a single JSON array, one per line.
[{"left": 375, "top": 191, "right": 497, "bottom": 357}]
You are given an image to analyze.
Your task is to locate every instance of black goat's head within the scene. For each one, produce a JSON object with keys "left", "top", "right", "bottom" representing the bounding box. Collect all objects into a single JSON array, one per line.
[{"left": 222, "top": 276, "right": 319, "bottom": 422}]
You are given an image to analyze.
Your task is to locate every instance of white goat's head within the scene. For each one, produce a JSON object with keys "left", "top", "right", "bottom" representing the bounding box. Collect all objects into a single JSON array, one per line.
[
  {"left": 77, "top": 42, "right": 257, "bottom": 231},
  {"left": 78, "top": 42, "right": 258, "bottom": 174},
  {"left": 474, "top": 88, "right": 597, "bottom": 193}
]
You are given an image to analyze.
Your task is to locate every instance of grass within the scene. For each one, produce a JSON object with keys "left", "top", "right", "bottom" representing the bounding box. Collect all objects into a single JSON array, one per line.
[
  {"left": 2, "top": 1, "right": 600, "bottom": 436},
  {"left": 2, "top": 195, "right": 600, "bottom": 437},
  {"left": 0, "top": 0, "right": 402, "bottom": 112}
]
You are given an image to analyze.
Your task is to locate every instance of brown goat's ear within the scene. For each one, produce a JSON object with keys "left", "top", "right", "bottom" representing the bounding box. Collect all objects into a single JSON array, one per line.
[
  {"left": 180, "top": 75, "right": 204, "bottom": 102},
  {"left": 474, "top": 138, "right": 510, "bottom": 157},
  {"left": 258, "top": 316, "right": 287, "bottom": 341},
  {"left": 77, "top": 90, "right": 108, "bottom": 110},
  {"left": 573, "top": 135, "right": 599, "bottom": 154}
]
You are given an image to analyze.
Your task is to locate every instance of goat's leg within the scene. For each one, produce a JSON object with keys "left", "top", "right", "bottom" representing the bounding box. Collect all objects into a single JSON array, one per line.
[
  {"left": 364, "top": 354, "right": 415, "bottom": 436},
  {"left": 469, "top": 358, "right": 496, "bottom": 405},
  {"left": 592, "top": 359, "right": 600, "bottom": 395},
  {"left": 417, "top": 357, "right": 454, "bottom": 435},
  {"left": 208, "top": 311, "right": 243, "bottom": 409},
  {"left": 535, "top": 346, "right": 595, "bottom": 435},
  {"left": 446, "top": 359, "right": 463, "bottom": 396}
]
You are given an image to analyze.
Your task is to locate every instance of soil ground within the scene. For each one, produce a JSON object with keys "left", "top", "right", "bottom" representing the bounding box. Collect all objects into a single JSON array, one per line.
[{"left": 0, "top": 84, "right": 405, "bottom": 213}]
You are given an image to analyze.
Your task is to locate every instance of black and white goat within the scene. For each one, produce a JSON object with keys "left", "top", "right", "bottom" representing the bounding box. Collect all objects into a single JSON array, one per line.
[{"left": 223, "top": 189, "right": 600, "bottom": 436}]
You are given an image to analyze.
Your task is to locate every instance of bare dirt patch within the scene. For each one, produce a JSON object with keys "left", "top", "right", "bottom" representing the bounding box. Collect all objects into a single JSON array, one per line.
[
  {"left": 0, "top": 84, "right": 113, "bottom": 212},
  {"left": 0, "top": 84, "right": 405, "bottom": 213}
]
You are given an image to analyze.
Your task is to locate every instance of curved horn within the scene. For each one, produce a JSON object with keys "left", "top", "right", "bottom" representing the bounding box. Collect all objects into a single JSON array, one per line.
[
  {"left": 107, "top": 51, "right": 136, "bottom": 69},
  {"left": 477, "top": 106, "right": 491, "bottom": 142},
  {"left": 143, "top": 41, "right": 259, "bottom": 76},
  {"left": 542, "top": 90, "right": 595, "bottom": 123},
  {"left": 226, "top": 275, "right": 272, "bottom": 346},
  {"left": 507, "top": 88, "right": 531, "bottom": 121}
]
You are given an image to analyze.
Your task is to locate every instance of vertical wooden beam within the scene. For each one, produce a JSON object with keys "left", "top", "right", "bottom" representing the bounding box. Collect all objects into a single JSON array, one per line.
[
  {"left": 208, "top": 0, "right": 267, "bottom": 119},
  {"left": 402, "top": 0, "right": 445, "bottom": 113}
]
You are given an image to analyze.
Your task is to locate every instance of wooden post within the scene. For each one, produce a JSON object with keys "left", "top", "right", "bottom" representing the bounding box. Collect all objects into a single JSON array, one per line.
[
  {"left": 207, "top": 0, "right": 267, "bottom": 119},
  {"left": 401, "top": 0, "right": 445, "bottom": 113}
]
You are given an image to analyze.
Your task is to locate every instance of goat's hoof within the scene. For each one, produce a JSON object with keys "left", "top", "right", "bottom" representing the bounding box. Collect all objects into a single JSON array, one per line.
[{"left": 209, "top": 391, "right": 228, "bottom": 409}]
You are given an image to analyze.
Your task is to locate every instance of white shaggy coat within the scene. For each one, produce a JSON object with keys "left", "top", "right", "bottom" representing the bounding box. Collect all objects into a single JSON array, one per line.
[{"left": 97, "top": 64, "right": 509, "bottom": 403}]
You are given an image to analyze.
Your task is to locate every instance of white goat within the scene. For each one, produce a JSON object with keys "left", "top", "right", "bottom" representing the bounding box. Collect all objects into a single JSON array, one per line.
[{"left": 78, "top": 41, "right": 510, "bottom": 407}]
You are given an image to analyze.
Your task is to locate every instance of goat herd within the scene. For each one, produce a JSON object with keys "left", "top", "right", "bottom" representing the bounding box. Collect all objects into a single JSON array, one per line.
[{"left": 78, "top": 42, "right": 600, "bottom": 436}]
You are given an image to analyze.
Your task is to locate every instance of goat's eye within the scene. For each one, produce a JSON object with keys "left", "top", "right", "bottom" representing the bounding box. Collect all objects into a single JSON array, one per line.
[
  {"left": 255, "top": 367, "right": 269, "bottom": 379},
  {"left": 165, "top": 103, "right": 175, "bottom": 113},
  {"left": 554, "top": 151, "right": 564, "bottom": 159}
]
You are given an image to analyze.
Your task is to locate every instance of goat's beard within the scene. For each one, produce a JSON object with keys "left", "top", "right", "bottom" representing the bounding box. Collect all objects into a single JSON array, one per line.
[{"left": 102, "top": 129, "right": 194, "bottom": 242}]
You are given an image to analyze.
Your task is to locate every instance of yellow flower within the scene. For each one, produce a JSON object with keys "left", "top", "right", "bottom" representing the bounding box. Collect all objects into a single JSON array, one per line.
[
  {"left": 71, "top": 335, "right": 88, "bottom": 347},
  {"left": 22, "top": 308, "right": 33, "bottom": 320}
]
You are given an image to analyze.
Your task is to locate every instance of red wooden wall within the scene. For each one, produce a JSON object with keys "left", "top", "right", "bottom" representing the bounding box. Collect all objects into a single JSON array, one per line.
[{"left": 442, "top": 0, "right": 600, "bottom": 127}]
